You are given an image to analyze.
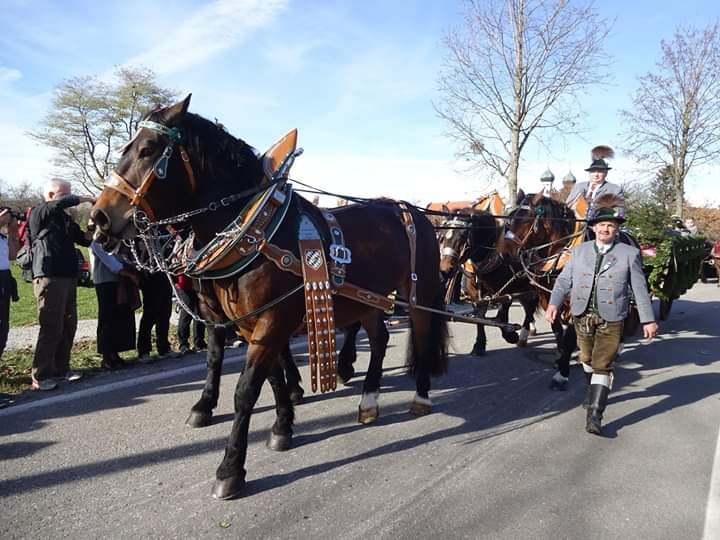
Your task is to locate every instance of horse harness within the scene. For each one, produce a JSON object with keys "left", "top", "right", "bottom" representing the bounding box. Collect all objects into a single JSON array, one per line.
[{"left": 105, "top": 122, "right": 421, "bottom": 393}]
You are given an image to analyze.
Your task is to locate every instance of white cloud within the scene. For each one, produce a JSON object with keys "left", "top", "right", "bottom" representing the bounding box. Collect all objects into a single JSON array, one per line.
[
  {"left": 291, "top": 152, "right": 496, "bottom": 207},
  {"left": 123, "top": 0, "right": 289, "bottom": 76},
  {"left": 0, "top": 67, "right": 21, "bottom": 84}
]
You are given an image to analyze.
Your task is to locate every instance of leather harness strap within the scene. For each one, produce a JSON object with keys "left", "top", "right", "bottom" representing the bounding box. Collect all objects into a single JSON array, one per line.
[
  {"left": 105, "top": 144, "right": 196, "bottom": 222},
  {"left": 299, "top": 238, "right": 337, "bottom": 393},
  {"left": 398, "top": 203, "right": 418, "bottom": 305},
  {"left": 320, "top": 210, "right": 350, "bottom": 287}
]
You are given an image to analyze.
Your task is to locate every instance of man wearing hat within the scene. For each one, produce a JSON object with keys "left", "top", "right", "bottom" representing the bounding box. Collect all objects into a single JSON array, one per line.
[
  {"left": 566, "top": 145, "right": 624, "bottom": 208},
  {"left": 544, "top": 195, "right": 658, "bottom": 435}
]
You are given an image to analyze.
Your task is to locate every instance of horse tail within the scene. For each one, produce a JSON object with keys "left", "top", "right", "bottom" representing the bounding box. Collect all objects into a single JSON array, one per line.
[{"left": 406, "top": 284, "right": 449, "bottom": 378}]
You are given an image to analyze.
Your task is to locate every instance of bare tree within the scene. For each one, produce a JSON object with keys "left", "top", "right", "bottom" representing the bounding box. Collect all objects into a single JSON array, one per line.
[
  {"left": 436, "top": 0, "right": 610, "bottom": 206},
  {"left": 621, "top": 23, "right": 720, "bottom": 218},
  {"left": 30, "top": 67, "right": 176, "bottom": 194}
]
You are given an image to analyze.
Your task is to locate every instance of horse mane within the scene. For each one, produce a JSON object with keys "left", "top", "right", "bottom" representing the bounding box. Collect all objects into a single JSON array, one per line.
[{"left": 148, "top": 108, "right": 264, "bottom": 181}]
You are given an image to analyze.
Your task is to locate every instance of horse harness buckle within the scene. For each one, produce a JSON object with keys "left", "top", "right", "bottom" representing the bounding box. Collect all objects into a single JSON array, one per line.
[{"left": 322, "top": 212, "right": 351, "bottom": 287}]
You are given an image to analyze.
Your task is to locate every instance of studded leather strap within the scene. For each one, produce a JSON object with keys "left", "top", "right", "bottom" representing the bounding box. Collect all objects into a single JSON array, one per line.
[{"left": 299, "top": 238, "right": 337, "bottom": 393}]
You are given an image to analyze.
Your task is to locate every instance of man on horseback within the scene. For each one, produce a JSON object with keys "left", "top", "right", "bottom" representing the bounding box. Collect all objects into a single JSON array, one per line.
[
  {"left": 566, "top": 145, "right": 624, "bottom": 210},
  {"left": 544, "top": 197, "right": 658, "bottom": 436}
]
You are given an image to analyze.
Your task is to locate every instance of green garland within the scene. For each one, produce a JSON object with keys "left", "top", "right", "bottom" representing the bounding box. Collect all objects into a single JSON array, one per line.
[{"left": 643, "top": 236, "right": 707, "bottom": 301}]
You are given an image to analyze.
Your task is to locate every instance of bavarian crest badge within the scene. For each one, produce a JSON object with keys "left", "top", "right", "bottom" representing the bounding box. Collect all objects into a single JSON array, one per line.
[{"left": 305, "top": 249, "right": 323, "bottom": 270}]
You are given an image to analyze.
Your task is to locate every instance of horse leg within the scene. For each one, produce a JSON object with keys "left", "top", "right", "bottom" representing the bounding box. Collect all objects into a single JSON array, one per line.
[
  {"left": 550, "top": 323, "right": 576, "bottom": 391},
  {"left": 408, "top": 289, "right": 449, "bottom": 416},
  {"left": 338, "top": 321, "right": 361, "bottom": 385},
  {"left": 212, "top": 342, "right": 274, "bottom": 500},
  {"left": 266, "top": 359, "right": 295, "bottom": 451},
  {"left": 186, "top": 324, "right": 227, "bottom": 428},
  {"left": 470, "top": 302, "right": 488, "bottom": 356},
  {"left": 279, "top": 343, "right": 304, "bottom": 405},
  {"left": 551, "top": 318, "right": 565, "bottom": 352},
  {"left": 357, "top": 313, "right": 389, "bottom": 424},
  {"left": 498, "top": 302, "right": 520, "bottom": 345},
  {"left": 519, "top": 295, "right": 539, "bottom": 345}
]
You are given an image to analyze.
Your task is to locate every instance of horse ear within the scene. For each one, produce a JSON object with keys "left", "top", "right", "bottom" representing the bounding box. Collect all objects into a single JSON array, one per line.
[
  {"left": 162, "top": 94, "right": 192, "bottom": 122},
  {"left": 516, "top": 189, "right": 525, "bottom": 205}
]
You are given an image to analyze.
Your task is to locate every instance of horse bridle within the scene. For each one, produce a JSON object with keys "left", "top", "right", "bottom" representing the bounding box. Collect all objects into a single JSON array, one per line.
[
  {"left": 504, "top": 203, "right": 544, "bottom": 250},
  {"left": 440, "top": 217, "right": 471, "bottom": 262},
  {"left": 104, "top": 120, "right": 197, "bottom": 222}
]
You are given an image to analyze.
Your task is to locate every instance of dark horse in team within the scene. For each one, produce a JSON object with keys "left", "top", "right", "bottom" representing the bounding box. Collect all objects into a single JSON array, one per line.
[
  {"left": 506, "top": 192, "right": 640, "bottom": 388},
  {"left": 90, "top": 95, "right": 449, "bottom": 500},
  {"left": 438, "top": 211, "right": 540, "bottom": 355}
]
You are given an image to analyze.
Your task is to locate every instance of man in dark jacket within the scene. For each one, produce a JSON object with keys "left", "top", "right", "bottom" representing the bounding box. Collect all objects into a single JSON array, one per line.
[{"left": 28, "top": 179, "right": 94, "bottom": 390}]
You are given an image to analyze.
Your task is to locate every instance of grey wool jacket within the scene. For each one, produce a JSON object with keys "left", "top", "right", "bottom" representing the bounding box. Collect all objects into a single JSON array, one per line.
[
  {"left": 566, "top": 180, "right": 624, "bottom": 206},
  {"left": 549, "top": 240, "right": 655, "bottom": 324}
]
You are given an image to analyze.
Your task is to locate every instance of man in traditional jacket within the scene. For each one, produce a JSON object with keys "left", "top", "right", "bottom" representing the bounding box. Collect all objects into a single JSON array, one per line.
[
  {"left": 544, "top": 197, "right": 658, "bottom": 435},
  {"left": 566, "top": 145, "right": 624, "bottom": 209}
]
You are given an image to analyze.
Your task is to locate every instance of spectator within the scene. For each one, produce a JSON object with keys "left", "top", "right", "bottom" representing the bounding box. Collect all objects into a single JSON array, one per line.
[
  {"left": 28, "top": 179, "right": 94, "bottom": 391},
  {"left": 90, "top": 241, "right": 138, "bottom": 370},
  {"left": 684, "top": 217, "right": 699, "bottom": 235},
  {"left": 0, "top": 207, "right": 20, "bottom": 359},
  {"left": 175, "top": 274, "right": 206, "bottom": 355},
  {"left": 137, "top": 270, "right": 179, "bottom": 363}
]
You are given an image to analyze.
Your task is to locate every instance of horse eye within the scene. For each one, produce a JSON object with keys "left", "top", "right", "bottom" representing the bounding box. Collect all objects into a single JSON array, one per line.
[{"left": 137, "top": 144, "right": 155, "bottom": 159}]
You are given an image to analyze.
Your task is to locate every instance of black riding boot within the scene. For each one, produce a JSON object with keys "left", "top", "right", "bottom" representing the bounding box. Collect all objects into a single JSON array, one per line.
[
  {"left": 586, "top": 383, "right": 609, "bottom": 435},
  {"left": 582, "top": 368, "right": 593, "bottom": 409}
]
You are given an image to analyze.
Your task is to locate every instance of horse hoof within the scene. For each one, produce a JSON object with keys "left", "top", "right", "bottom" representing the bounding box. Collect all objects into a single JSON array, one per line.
[
  {"left": 517, "top": 339, "right": 528, "bottom": 348},
  {"left": 504, "top": 332, "right": 519, "bottom": 344},
  {"left": 337, "top": 365, "right": 355, "bottom": 385},
  {"left": 409, "top": 401, "right": 432, "bottom": 416},
  {"left": 211, "top": 475, "right": 246, "bottom": 500},
  {"left": 186, "top": 410, "right": 212, "bottom": 428},
  {"left": 290, "top": 387, "right": 304, "bottom": 405},
  {"left": 266, "top": 431, "right": 292, "bottom": 451},
  {"left": 528, "top": 328, "right": 537, "bottom": 337},
  {"left": 470, "top": 344, "right": 486, "bottom": 356},
  {"left": 358, "top": 406, "right": 379, "bottom": 424}
]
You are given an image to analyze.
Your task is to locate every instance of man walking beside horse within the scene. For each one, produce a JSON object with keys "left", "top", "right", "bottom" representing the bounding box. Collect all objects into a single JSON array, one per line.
[{"left": 544, "top": 195, "right": 658, "bottom": 436}]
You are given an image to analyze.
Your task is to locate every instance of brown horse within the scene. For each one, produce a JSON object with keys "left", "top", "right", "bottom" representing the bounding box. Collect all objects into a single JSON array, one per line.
[
  {"left": 90, "top": 95, "right": 449, "bottom": 499},
  {"left": 506, "top": 192, "right": 640, "bottom": 389},
  {"left": 438, "top": 207, "right": 540, "bottom": 355}
]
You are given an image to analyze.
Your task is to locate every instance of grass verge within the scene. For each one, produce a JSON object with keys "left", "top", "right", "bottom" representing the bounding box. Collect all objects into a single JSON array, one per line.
[
  {"left": 9, "top": 263, "right": 98, "bottom": 326},
  {"left": 1, "top": 327, "right": 182, "bottom": 395}
]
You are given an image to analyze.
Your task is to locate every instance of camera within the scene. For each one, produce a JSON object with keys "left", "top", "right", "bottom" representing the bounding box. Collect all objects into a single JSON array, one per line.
[{"left": 0, "top": 207, "right": 27, "bottom": 221}]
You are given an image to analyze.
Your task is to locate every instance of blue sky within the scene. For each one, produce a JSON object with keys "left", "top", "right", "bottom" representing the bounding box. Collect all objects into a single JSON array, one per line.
[{"left": 1, "top": 0, "right": 718, "bottom": 205}]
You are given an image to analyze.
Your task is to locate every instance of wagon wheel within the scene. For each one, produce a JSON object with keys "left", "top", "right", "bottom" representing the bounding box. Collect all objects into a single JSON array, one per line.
[{"left": 659, "top": 297, "right": 673, "bottom": 321}]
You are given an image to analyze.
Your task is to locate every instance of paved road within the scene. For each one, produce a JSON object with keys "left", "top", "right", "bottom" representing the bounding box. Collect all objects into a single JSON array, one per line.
[{"left": 1, "top": 284, "right": 719, "bottom": 539}]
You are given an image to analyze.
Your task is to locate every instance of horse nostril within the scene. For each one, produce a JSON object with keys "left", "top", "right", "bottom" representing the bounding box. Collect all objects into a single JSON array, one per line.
[{"left": 90, "top": 208, "right": 111, "bottom": 232}]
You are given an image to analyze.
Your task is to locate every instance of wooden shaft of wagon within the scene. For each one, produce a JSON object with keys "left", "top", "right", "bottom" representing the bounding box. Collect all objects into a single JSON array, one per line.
[{"left": 393, "top": 299, "right": 522, "bottom": 333}]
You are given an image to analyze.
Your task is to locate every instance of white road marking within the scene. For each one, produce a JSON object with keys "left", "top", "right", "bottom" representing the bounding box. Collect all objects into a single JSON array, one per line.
[
  {"left": 704, "top": 424, "right": 720, "bottom": 540},
  {"left": 0, "top": 340, "right": 309, "bottom": 418}
]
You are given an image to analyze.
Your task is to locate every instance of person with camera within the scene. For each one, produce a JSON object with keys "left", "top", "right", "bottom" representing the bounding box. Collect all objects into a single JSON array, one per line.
[
  {"left": 27, "top": 179, "right": 94, "bottom": 391},
  {"left": 0, "top": 207, "right": 20, "bottom": 359}
]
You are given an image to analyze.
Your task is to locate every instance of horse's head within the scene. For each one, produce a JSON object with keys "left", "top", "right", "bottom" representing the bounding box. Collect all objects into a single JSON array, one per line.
[
  {"left": 438, "top": 211, "right": 498, "bottom": 276},
  {"left": 506, "top": 192, "right": 574, "bottom": 255},
  {"left": 91, "top": 94, "right": 263, "bottom": 251}
]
